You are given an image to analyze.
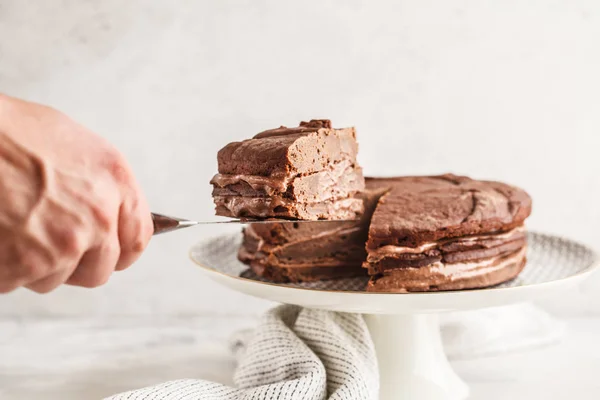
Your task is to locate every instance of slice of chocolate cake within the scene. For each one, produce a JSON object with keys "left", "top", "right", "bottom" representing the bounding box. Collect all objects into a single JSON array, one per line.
[
  {"left": 211, "top": 119, "right": 365, "bottom": 220},
  {"left": 238, "top": 181, "right": 388, "bottom": 282},
  {"left": 364, "top": 175, "right": 532, "bottom": 292}
]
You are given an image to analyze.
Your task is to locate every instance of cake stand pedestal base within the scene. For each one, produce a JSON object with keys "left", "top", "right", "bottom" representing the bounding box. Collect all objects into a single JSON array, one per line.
[{"left": 364, "top": 314, "right": 468, "bottom": 400}]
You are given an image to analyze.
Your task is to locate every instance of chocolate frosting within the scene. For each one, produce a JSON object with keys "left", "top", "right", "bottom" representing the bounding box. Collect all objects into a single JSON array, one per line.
[
  {"left": 254, "top": 119, "right": 332, "bottom": 139},
  {"left": 365, "top": 226, "right": 527, "bottom": 273},
  {"left": 367, "top": 247, "right": 527, "bottom": 292},
  {"left": 211, "top": 161, "right": 364, "bottom": 203},
  {"left": 216, "top": 120, "right": 357, "bottom": 176},
  {"left": 366, "top": 174, "right": 532, "bottom": 248},
  {"left": 210, "top": 173, "right": 289, "bottom": 193},
  {"left": 214, "top": 195, "right": 364, "bottom": 221}
]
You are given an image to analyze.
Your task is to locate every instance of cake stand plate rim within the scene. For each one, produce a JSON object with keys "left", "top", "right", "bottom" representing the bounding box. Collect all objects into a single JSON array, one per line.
[{"left": 189, "top": 231, "right": 599, "bottom": 313}]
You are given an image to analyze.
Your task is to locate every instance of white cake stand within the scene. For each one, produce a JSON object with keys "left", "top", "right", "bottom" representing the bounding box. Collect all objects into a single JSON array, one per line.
[{"left": 189, "top": 231, "right": 598, "bottom": 400}]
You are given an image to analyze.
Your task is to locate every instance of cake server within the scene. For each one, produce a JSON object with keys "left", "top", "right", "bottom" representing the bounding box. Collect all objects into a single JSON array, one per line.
[{"left": 151, "top": 212, "right": 352, "bottom": 235}]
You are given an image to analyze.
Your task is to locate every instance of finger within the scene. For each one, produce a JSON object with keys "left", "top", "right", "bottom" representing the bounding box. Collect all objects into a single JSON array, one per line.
[
  {"left": 66, "top": 237, "right": 120, "bottom": 288},
  {"left": 25, "top": 263, "right": 77, "bottom": 294},
  {"left": 115, "top": 187, "right": 153, "bottom": 271},
  {"left": 0, "top": 244, "right": 30, "bottom": 292},
  {"left": 0, "top": 239, "right": 58, "bottom": 293},
  {"left": 0, "top": 281, "right": 20, "bottom": 294}
]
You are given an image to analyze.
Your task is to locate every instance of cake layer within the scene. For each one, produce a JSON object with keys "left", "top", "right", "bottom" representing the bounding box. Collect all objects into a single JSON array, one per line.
[
  {"left": 238, "top": 184, "right": 389, "bottom": 282},
  {"left": 214, "top": 195, "right": 364, "bottom": 220},
  {"left": 212, "top": 160, "right": 364, "bottom": 203},
  {"left": 241, "top": 252, "right": 367, "bottom": 282},
  {"left": 366, "top": 175, "right": 532, "bottom": 249},
  {"left": 244, "top": 217, "right": 359, "bottom": 246},
  {"left": 239, "top": 224, "right": 367, "bottom": 269},
  {"left": 216, "top": 119, "right": 359, "bottom": 177},
  {"left": 365, "top": 226, "right": 527, "bottom": 274},
  {"left": 367, "top": 247, "right": 527, "bottom": 292}
]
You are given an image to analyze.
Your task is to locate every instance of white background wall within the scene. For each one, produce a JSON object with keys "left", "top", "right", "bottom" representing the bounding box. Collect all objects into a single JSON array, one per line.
[{"left": 0, "top": 0, "right": 599, "bottom": 318}]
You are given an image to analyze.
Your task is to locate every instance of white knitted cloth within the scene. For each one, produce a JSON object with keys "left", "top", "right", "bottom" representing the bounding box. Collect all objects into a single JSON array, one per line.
[
  {"left": 106, "top": 303, "right": 563, "bottom": 400},
  {"left": 106, "top": 305, "right": 379, "bottom": 400}
]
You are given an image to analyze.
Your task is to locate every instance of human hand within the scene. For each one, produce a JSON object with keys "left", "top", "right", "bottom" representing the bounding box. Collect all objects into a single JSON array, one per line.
[{"left": 0, "top": 94, "right": 153, "bottom": 293}]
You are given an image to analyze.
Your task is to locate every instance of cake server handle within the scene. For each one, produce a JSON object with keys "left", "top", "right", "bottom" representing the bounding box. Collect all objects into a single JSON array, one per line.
[{"left": 151, "top": 213, "right": 199, "bottom": 235}]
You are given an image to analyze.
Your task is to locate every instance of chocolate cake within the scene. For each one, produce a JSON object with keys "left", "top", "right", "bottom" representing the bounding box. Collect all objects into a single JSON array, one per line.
[
  {"left": 211, "top": 119, "right": 365, "bottom": 220},
  {"left": 238, "top": 175, "right": 532, "bottom": 291},
  {"left": 238, "top": 181, "right": 388, "bottom": 282},
  {"left": 364, "top": 175, "right": 532, "bottom": 292}
]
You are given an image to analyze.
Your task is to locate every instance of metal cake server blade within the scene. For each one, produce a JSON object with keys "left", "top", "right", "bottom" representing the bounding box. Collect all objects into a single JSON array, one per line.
[{"left": 151, "top": 212, "right": 355, "bottom": 235}]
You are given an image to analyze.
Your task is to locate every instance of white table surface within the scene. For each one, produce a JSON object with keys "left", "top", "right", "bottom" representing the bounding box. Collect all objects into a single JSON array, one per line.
[{"left": 1, "top": 316, "right": 599, "bottom": 400}]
